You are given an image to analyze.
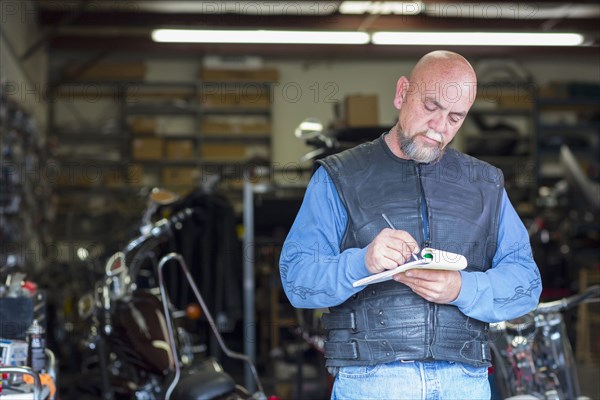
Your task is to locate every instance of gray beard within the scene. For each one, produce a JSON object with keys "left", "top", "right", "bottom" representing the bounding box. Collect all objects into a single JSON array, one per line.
[{"left": 399, "top": 133, "right": 444, "bottom": 164}]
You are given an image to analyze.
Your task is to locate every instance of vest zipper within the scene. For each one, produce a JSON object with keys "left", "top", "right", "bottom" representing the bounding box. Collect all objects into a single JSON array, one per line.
[
  {"left": 416, "top": 164, "right": 436, "bottom": 358},
  {"left": 415, "top": 164, "right": 430, "bottom": 248}
]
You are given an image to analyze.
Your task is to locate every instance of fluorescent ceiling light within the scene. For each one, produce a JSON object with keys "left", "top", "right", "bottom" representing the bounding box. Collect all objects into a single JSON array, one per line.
[
  {"left": 137, "top": 1, "right": 338, "bottom": 15},
  {"left": 371, "top": 32, "right": 585, "bottom": 46},
  {"left": 423, "top": 3, "right": 600, "bottom": 19},
  {"left": 152, "top": 29, "right": 370, "bottom": 45},
  {"left": 339, "top": 1, "right": 423, "bottom": 15}
]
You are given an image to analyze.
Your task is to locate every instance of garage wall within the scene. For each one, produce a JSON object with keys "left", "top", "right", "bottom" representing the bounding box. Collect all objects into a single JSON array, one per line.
[
  {"left": 49, "top": 55, "right": 599, "bottom": 167},
  {"left": 267, "top": 57, "right": 600, "bottom": 165},
  {"left": 0, "top": 0, "right": 48, "bottom": 126},
  {"left": 266, "top": 59, "right": 412, "bottom": 166}
]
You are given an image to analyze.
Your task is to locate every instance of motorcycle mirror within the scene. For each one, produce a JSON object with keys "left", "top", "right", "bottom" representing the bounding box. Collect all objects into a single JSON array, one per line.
[
  {"left": 149, "top": 188, "right": 180, "bottom": 206},
  {"left": 294, "top": 118, "right": 324, "bottom": 140}
]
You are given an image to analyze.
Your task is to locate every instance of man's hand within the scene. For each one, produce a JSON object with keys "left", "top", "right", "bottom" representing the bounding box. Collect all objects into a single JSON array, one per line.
[
  {"left": 393, "top": 269, "right": 462, "bottom": 304},
  {"left": 365, "top": 228, "right": 419, "bottom": 274}
]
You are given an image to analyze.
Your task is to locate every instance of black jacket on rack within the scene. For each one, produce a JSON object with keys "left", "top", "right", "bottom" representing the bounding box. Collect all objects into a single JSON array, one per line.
[{"left": 170, "top": 190, "right": 243, "bottom": 335}]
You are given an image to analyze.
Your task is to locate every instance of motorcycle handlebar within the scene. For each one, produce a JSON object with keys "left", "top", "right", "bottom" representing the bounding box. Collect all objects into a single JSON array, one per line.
[
  {"left": 124, "top": 208, "right": 194, "bottom": 255},
  {"left": 535, "top": 284, "right": 600, "bottom": 314}
]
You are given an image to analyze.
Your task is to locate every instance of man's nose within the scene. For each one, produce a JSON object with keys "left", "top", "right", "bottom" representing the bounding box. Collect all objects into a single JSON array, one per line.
[{"left": 428, "top": 111, "right": 447, "bottom": 134}]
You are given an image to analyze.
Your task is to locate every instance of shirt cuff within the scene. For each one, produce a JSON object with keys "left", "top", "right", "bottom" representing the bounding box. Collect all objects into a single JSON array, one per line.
[
  {"left": 450, "top": 270, "right": 478, "bottom": 310},
  {"left": 345, "top": 247, "right": 370, "bottom": 282}
]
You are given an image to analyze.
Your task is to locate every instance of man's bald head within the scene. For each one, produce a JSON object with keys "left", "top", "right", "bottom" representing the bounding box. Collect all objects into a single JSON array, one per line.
[
  {"left": 406, "top": 50, "right": 478, "bottom": 105},
  {"left": 410, "top": 50, "right": 477, "bottom": 84}
]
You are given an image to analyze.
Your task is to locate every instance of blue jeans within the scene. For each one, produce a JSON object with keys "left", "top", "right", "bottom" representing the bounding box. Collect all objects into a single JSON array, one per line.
[{"left": 331, "top": 360, "right": 490, "bottom": 400}]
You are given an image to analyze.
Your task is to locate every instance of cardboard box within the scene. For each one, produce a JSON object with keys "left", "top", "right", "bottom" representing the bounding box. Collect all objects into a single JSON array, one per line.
[
  {"left": 202, "top": 91, "right": 270, "bottom": 109},
  {"left": 132, "top": 138, "right": 164, "bottom": 160},
  {"left": 166, "top": 140, "right": 195, "bottom": 160},
  {"left": 127, "top": 88, "right": 195, "bottom": 103},
  {"left": 63, "top": 62, "right": 146, "bottom": 81},
  {"left": 56, "top": 166, "right": 100, "bottom": 188},
  {"left": 199, "top": 68, "right": 279, "bottom": 82},
  {"left": 130, "top": 117, "right": 157, "bottom": 134},
  {"left": 103, "top": 169, "right": 126, "bottom": 188},
  {"left": 200, "top": 143, "right": 270, "bottom": 162},
  {"left": 162, "top": 167, "right": 199, "bottom": 187},
  {"left": 201, "top": 116, "right": 271, "bottom": 136},
  {"left": 200, "top": 143, "right": 248, "bottom": 161},
  {"left": 100, "top": 165, "right": 145, "bottom": 188},
  {"left": 128, "top": 164, "right": 143, "bottom": 186},
  {"left": 337, "top": 94, "right": 379, "bottom": 127},
  {"left": 496, "top": 86, "right": 534, "bottom": 109}
]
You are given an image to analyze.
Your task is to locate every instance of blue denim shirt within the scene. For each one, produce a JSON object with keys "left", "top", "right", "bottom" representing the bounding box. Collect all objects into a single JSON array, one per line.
[{"left": 280, "top": 166, "right": 542, "bottom": 323}]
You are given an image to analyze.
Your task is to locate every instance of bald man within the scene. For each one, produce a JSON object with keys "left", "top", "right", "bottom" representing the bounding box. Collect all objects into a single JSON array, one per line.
[{"left": 280, "top": 51, "right": 541, "bottom": 399}]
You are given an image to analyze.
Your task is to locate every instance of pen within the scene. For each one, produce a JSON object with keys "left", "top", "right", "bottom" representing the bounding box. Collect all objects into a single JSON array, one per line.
[{"left": 381, "top": 213, "right": 420, "bottom": 262}]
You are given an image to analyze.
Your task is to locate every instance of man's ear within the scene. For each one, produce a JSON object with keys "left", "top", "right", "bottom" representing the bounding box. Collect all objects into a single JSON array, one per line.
[{"left": 393, "top": 76, "right": 410, "bottom": 110}]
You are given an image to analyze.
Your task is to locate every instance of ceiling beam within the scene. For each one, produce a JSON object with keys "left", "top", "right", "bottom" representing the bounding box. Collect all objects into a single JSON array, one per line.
[{"left": 38, "top": 11, "right": 599, "bottom": 33}]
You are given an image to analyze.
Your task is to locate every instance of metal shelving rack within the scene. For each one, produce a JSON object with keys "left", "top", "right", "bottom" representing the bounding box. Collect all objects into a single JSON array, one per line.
[
  {"left": 463, "top": 83, "right": 538, "bottom": 217},
  {"left": 534, "top": 96, "right": 600, "bottom": 189},
  {"left": 0, "top": 81, "right": 56, "bottom": 271},
  {"left": 49, "top": 78, "right": 276, "bottom": 189}
]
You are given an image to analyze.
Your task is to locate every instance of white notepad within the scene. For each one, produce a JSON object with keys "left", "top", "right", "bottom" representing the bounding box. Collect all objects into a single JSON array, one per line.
[{"left": 353, "top": 248, "right": 467, "bottom": 287}]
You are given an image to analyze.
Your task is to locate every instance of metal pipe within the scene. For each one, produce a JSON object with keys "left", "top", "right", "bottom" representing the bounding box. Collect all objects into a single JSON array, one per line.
[
  {"left": 243, "top": 179, "right": 256, "bottom": 392},
  {"left": 157, "top": 254, "right": 183, "bottom": 400},
  {"left": 157, "top": 252, "right": 265, "bottom": 396}
]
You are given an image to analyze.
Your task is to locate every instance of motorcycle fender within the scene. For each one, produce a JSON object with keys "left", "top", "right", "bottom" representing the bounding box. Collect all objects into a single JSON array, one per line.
[{"left": 114, "top": 291, "right": 173, "bottom": 374}]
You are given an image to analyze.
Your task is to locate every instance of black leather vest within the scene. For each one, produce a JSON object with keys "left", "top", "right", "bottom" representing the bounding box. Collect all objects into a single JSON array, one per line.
[{"left": 317, "top": 134, "right": 504, "bottom": 368}]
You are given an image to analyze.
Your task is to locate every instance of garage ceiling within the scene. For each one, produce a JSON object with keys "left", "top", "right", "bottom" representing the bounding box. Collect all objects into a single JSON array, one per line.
[{"left": 33, "top": 0, "right": 600, "bottom": 59}]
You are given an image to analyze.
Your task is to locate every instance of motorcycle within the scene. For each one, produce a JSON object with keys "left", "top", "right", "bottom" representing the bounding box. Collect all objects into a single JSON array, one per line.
[
  {"left": 75, "top": 189, "right": 267, "bottom": 400},
  {"left": 489, "top": 144, "right": 600, "bottom": 399},
  {"left": 294, "top": 117, "right": 383, "bottom": 164},
  {"left": 490, "top": 284, "right": 600, "bottom": 400}
]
